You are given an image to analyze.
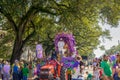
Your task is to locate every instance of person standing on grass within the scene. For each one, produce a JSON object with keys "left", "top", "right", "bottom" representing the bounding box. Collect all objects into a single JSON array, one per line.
[
  {"left": 112, "top": 54, "right": 120, "bottom": 80},
  {"left": 36, "top": 61, "right": 41, "bottom": 78},
  {"left": 93, "top": 67, "right": 100, "bottom": 80},
  {"left": 13, "top": 60, "right": 19, "bottom": 80},
  {"left": 86, "top": 71, "right": 93, "bottom": 80},
  {"left": 79, "top": 56, "right": 84, "bottom": 74},
  {"left": 3, "top": 60, "right": 10, "bottom": 80},
  {"left": 18, "top": 61, "right": 24, "bottom": 80},
  {"left": 22, "top": 63, "right": 29, "bottom": 80},
  {"left": 100, "top": 55, "right": 113, "bottom": 80},
  {"left": 33, "top": 65, "right": 37, "bottom": 76}
]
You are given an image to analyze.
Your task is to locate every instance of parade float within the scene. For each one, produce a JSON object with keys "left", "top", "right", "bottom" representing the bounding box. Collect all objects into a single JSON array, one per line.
[
  {"left": 55, "top": 32, "right": 79, "bottom": 80},
  {"left": 39, "top": 32, "right": 79, "bottom": 80}
]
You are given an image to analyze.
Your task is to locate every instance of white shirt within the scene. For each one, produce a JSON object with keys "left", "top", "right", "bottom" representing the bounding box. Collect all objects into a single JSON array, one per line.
[
  {"left": 93, "top": 70, "right": 100, "bottom": 80},
  {"left": 58, "top": 40, "right": 65, "bottom": 51}
]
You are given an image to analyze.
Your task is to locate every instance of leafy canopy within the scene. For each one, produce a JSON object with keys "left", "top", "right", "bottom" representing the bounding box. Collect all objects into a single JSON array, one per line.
[{"left": 0, "top": 0, "right": 120, "bottom": 58}]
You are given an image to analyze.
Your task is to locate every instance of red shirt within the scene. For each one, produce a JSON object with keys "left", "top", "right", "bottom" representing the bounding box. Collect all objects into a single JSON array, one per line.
[{"left": 99, "top": 70, "right": 103, "bottom": 77}]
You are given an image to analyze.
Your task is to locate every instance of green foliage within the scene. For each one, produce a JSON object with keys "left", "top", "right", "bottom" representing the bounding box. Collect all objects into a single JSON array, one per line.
[
  {"left": 0, "top": 0, "right": 120, "bottom": 58},
  {"left": 99, "top": 45, "right": 105, "bottom": 50},
  {"left": 100, "top": 0, "right": 120, "bottom": 27},
  {"left": 0, "top": 30, "right": 14, "bottom": 58},
  {"left": 105, "top": 44, "right": 120, "bottom": 55}
]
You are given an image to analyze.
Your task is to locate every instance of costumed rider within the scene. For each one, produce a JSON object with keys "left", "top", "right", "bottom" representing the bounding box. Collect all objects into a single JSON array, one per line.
[{"left": 58, "top": 38, "right": 66, "bottom": 57}]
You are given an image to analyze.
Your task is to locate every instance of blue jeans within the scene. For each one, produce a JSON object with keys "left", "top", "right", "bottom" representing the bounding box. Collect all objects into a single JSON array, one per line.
[
  {"left": 23, "top": 76, "right": 27, "bottom": 80},
  {"left": 19, "top": 71, "right": 23, "bottom": 80},
  {"left": 113, "top": 74, "right": 120, "bottom": 80},
  {"left": 13, "top": 72, "right": 19, "bottom": 80},
  {"left": 3, "top": 72, "right": 10, "bottom": 80}
]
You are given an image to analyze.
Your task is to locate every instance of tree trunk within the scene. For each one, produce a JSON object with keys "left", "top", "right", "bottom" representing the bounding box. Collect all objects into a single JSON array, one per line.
[
  {"left": 10, "top": 37, "right": 24, "bottom": 65},
  {"left": 45, "top": 45, "right": 54, "bottom": 56}
]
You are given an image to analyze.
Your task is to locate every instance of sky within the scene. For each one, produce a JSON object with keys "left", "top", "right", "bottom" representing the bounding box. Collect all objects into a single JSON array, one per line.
[{"left": 94, "top": 23, "right": 120, "bottom": 58}]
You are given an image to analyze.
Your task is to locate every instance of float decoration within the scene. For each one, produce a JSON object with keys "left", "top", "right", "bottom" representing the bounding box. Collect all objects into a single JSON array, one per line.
[
  {"left": 54, "top": 32, "right": 76, "bottom": 53},
  {"left": 61, "top": 57, "right": 79, "bottom": 69},
  {"left": 110, "top": 55, "right": 116, "bottom": 66},
  {"left": 36, "top": 44, "right": 43, "bottom": 59},
  {"left": 54, "top": 32, "right": 79, "bottom": 69},
  {"left": 110, "top": 55, "right": 116, "bottom": 61}
]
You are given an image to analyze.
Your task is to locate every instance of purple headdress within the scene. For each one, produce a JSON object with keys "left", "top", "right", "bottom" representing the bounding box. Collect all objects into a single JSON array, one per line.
[
  {"left": 109, "top": 55, "right": 116, "bottom": 62},
  {"left": 54, "top": 32, "right": 76, "bottom": 53}
]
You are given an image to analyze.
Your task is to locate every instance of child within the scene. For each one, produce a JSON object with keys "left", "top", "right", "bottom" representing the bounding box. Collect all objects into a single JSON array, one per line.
[
  {"left": 13, "top": 60, "right": 19, "bottom": 80},
  {"left": 93, "top": 67, "right": 100, "bottom": 80},
  {"left": 86, "top": 71, "right": 93, "bottom": 80}
]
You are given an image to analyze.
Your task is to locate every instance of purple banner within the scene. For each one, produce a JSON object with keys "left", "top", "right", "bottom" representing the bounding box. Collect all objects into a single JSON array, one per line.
[
  {"left": 61, "top": 57, "right": 79, "bottom": 69},
  {"left": 36, "top": 44, "right": 43, "bottom": 59},
  {"left": 110, "top": 55, "right": 116, "bottom": 61}
]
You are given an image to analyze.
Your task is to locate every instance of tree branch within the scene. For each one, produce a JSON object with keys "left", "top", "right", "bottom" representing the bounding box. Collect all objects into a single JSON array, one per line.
[
  {"left": 18, "top": 6, "right": 35, "bottom": 29},
  {"left": 47, "top": 32, "right": 54, "bottom": 42},
  {"left": 0, "top": 7, "right": 18, "bottom": 33},
  {"left": 34, "top": 6, "right": 59, "bottom": 15},
  {"left": 53, "top": 0, "right": 70, "bottom": 9},
  {"left": 23, "top": 21, "right": 36, "bottom": 44},
  {"left": 18, "top": 4, "right": 59, "bottom": 34},
  {"left": 77, "top": 41, "right": 97, "bottom": 48}
]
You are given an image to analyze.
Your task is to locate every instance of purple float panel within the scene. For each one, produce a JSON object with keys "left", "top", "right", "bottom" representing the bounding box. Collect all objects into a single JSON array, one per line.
[
  {"left": 36, "top": 44, "right": 43, "bottom": 59},
  {"left": 61, "top": 57, "right": 79, "bottom": 69},
  {"left": 110, "top": 55, "right": 116, "bottom": 61}
]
